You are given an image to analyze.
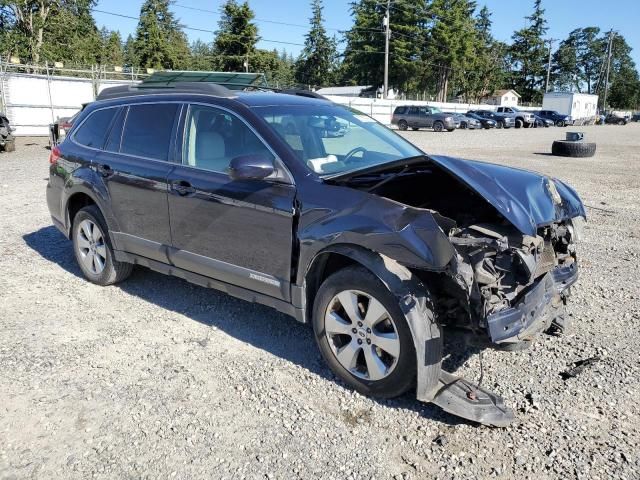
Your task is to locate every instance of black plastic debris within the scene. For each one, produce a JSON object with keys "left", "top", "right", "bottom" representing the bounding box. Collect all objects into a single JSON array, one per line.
[{"left": 560, "top": 356, "right": 600, "bottom": 380}]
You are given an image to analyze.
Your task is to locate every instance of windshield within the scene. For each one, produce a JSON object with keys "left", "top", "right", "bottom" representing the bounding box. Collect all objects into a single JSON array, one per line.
[{"left": 255, "top": 104, "right": 422, "bottom": 176}]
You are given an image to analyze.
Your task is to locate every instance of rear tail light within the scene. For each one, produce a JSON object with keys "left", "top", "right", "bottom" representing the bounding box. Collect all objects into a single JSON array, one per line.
[{"left": 49, "top": 145, "right": 61, "bottom": 164}]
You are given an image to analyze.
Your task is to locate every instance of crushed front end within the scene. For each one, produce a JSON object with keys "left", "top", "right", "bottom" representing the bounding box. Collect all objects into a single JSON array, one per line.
[{"left": 444, "top": 217, "right": 583, "bottom": 347}]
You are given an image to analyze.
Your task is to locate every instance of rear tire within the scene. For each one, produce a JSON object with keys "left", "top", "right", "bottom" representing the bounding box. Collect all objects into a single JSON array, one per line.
[
  {"left": 3, "top": 140, "right": 15, "bottom": 152},
  {"left": 496, "top": 121, "right": 503, "bottom": 129},
  {"left": 433, "top": 121, "right": 444, "bottom": 132},
  {"left": 72, "top": 205, "right": 133, "bottom": 285},
  {"left": 551, "top": 140, "right": 596, "bottom": 158},
  {"left": 312, "top": 266, "right": 419, "bottom": 398},
  {"left": 398, "top": 120, "right": 408, "bottom": 131}
]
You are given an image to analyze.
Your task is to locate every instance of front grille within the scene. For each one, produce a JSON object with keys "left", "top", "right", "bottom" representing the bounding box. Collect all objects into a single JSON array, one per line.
[{"left": 534, "top": 242, "right": 556, "bottom": 278}]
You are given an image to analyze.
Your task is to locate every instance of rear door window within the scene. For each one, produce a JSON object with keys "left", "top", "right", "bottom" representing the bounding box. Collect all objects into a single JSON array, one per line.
[
  {"left": 121, "top": 103, "right": 179, "bottom": 161},
  {"left": 74, "top": 108, "right": 118, "bottom": 148}
]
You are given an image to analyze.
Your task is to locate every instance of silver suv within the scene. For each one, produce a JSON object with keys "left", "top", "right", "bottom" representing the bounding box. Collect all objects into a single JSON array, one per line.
[{"left": 391, "top": 106, "right": 456, "bottom": 132}]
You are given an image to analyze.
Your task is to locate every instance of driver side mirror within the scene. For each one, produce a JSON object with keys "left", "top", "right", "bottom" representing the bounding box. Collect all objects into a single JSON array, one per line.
[{"left": 228, "top": 153, "right": 275, "bottom": 181}]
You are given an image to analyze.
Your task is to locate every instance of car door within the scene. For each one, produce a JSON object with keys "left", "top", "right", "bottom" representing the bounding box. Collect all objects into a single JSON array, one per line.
[
  {"left": 97, "top": 102, "right": 180, "bottom": 262},
  {"left": 421, "top": 107, "right": 434, "bottom": 128},
  {"left": 166, "top": 103, "right": 296, "bottom": 300},
  {"left": 407, "top": 106, "right": 419, "bottom": 127}
]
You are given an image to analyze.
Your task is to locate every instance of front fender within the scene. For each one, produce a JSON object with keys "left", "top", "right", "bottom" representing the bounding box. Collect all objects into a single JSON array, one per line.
[{"left": 296, "top": 191, "right": 455, "bottom": 286}]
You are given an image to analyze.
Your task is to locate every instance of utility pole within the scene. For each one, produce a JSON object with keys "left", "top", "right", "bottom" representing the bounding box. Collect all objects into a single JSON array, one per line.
[
  {"left": 603, "top": 30, "right": 614, "bottom": 111},
  {"left": 545, "top": 38, "right": 558, "bottom": 92},
  {"left": 383, "top": 0, "right": 391, "bottom": 99}
]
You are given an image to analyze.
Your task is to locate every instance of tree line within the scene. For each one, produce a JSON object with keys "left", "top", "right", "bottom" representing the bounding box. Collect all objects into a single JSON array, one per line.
[{"left": 1, "top": 0, "right": 638, "bottom": 108}]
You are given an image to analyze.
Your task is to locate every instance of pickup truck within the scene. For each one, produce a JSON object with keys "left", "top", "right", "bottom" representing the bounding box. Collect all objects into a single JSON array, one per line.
[{"left": 496, "top": 106, "right": 536, "bottom": 129}]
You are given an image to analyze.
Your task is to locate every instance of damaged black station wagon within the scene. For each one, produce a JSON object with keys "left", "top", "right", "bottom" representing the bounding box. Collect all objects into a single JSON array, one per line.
[{"left": 47, "top": 80, "right": 585, "bottom": 425}]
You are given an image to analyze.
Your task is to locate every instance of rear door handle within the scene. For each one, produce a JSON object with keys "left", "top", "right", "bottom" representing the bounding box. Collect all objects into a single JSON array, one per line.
[
  {"left": 171, "top": 180, "right": 196, "bottom": 196},
  {"left": 97, "top": 164, "right": 113, "bottom": 177}
]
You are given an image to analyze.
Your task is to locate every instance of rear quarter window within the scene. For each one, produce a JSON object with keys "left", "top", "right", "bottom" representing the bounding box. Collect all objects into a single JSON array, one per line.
[
  {"left": 120, "top": 103, "right": 179, "bottom": 161},
  {"left": 73, "top": 108, "right": 118, "bottom": 148},
  {"left": 394, "top": 106, "right": 406, "bottom": 114}
]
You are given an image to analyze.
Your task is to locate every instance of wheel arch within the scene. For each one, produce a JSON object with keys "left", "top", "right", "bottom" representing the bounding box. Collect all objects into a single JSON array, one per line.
[
  {"left": 63, "top": 184, "right": 119, "bottom": 240},
  {"left": 303, "top": 243, "right": 443, "bottom": 401}
]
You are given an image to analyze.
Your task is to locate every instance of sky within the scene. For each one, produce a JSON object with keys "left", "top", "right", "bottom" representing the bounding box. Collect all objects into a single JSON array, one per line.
[{"left": 92, "top": 0, "right": 640, "bottom": 67}]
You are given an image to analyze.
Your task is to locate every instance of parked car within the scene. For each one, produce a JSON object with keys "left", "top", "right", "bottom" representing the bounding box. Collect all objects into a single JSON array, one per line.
[
  {"left": 467, "top": 110, "right": 515, "bottom": 129},
  {"left": 465, "top": 112, "right": 497, "bottom": 129},
  {"left": 532, "top": 114, "right": 553, "bottom": 128},
  {"left": 47, "top": 82, "right": 585, "bottom": 425},
  {"left": 448, "top": 112, "right": 481, "bottom": 129},
  {"left": 536, "top": 110, "right": 573, "bottom": 127},
  {"left": 495, "top": 106, "right": 536, "bottom": 128},
  {"left": 631, "top": 112, "right": 640, "bottom": 122},
  {"left": 0, "top": 113, "right": 15, "bottom": 152},
  {"left": 604, "top": 113, "right": 628, "bottom": 125},
  {"left": 391, "top": 105, "right": 456, "bottom": 132},
  {"left": 49, "top": 108, "right": 84, "bottom": 147}
]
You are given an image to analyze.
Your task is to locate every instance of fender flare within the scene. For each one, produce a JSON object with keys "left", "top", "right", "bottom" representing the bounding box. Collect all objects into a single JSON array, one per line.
[
  {"left": 305, "top": 244, "right": 443, "bottom": 402},
  {"left": 62, "top": 179, "right": 119, "bottom": 241}
]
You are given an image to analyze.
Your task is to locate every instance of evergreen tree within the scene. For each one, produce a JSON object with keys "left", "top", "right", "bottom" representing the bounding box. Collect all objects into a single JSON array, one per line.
[
  {"left": 294, "top": 0, "right": 337, "bottom": 88},
  {"left": 133, "top": 0, "right": 190, "bottom": 70},
  {"left": 422, "top": 0, "right": 478, "bottom": 102},
  {"left": 190, "top": 40, "right": 213, "bottom": 71},
  {"left": 508, "top": 0, "right": 548, "bottom": 103},
  {"left": 213, "top": 0, "right": 259, "bottom": 72},
  {"left": 123, "top": 34, "right": 138, "bottom": 68},
  {"left": 552, "top": 27, "right": 605, "bottom": 93},
  {"left": 100, "top": 29, "right": 124, "bottom": 67},
  {"left": 341, "top": 0, "right": 426, "bottom": 93},
  {"left": 464, "top": 6, "right": 509, "bottom": 102},
  {"left": 605, "top": 34, "right": 640, "bottom": 109}
]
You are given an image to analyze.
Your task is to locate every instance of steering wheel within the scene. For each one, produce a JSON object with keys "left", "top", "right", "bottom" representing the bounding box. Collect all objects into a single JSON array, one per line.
[{"left": 343, "top": 146, "right": 368, "bottom": 164}]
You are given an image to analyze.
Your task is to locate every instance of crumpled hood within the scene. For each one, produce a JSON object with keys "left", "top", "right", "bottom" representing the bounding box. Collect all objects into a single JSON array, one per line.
[{"left": 429, "top": 155, "right": 586, "bottom": 236}]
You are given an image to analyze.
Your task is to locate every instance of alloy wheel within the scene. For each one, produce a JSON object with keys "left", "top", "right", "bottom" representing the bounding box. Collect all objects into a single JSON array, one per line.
[
  {"left": 324, "top": 290, "right": 400, "bottom": 381},
  {"left": 76, "top": 219, "right": 107, "bottom": 275}
]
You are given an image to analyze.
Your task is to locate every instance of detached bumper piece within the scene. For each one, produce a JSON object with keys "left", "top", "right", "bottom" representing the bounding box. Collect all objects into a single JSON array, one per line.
[
  {"left": 431, "top": 371, "right": 515, "bottom": 427},
  {"left": 487, "top": 264, "right": 578, "bottom": 344}
]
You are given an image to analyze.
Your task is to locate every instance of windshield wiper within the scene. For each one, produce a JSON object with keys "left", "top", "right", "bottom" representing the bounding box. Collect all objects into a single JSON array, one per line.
[{"left": 364, "top": 165, "right": 411, "bottom": 192}]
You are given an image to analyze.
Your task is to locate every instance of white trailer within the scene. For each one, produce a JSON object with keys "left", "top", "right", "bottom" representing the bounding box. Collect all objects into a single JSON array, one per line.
[{"left": 542, "top": 92, "right": 599, "bottom": 121}]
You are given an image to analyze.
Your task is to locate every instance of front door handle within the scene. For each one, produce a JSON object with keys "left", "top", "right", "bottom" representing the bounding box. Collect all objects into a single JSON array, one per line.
[
  {"left": 97, "top": 164, "right": 113, "bottom": 177},
  {"left": 171, "top": 180, "right": 196, "bottom": 196}
]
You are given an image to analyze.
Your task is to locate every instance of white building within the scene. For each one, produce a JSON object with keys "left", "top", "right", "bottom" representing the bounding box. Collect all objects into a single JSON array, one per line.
[
  {"left": 542, "top": 92, "right": 599, "bottom": 120},
  {"left": 483, "top": 89, "right": 520, "bottom": 107}
]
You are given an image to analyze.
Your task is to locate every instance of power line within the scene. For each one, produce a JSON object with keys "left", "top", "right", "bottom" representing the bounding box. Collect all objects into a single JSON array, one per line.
[
  {"left": 92, "top": 9, "right": 305, "bottom": 47},
  {"left": 173, "top": 3, "right": 385, "bottom": 34}
]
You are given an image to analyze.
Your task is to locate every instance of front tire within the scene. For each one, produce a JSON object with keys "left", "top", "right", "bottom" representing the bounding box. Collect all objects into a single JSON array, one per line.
[
  {"left": 515, "top": 118, "right": 523, "bottom": 129},
  {"left": 433, "top": 121, "right": 444, "bottom": 132},
  {"left": 312, "top": 266, "right": 418, "bottom": 398},
  {"left": 555, "top": 120, "right": 565, "bottom": 127},
  {"left": 72, "top": 205, "right": 133, "bottom": 286}
]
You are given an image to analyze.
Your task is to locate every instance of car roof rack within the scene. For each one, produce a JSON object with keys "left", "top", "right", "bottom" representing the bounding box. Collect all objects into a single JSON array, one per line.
[{"left": 96, "top": 82, "right": 236, "bottom": 101}]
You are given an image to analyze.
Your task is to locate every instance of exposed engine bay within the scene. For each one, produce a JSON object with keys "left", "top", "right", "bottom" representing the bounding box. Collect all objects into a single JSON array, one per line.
[{"left": 336, "top": 158, "right": 582, "bottom": 343}]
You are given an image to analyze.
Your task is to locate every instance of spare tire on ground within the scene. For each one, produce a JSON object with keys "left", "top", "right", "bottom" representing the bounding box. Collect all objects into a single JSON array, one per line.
[{"left": 551, "top": 140, "right": 596, "bottom": 158}]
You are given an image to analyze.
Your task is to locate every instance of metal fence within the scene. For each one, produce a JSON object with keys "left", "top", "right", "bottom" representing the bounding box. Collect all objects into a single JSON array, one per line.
[{"left": 0, "top": 61, "right": 148, "bottom": 136}]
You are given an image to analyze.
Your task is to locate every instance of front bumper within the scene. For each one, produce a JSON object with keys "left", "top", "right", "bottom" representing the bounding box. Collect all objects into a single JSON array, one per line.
[{"left": 486, "top": 263, "right": 578, "bottom": 344}]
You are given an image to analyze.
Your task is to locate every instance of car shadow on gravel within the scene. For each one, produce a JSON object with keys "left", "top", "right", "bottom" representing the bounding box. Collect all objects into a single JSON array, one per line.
[{"left": 24, "top": 225, "right": 474, "bottom": 428}]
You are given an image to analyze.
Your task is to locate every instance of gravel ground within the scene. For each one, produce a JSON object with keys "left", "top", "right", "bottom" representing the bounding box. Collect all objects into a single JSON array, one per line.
[{"left": 1, "top": 124, "right": 639, "bottom": 480}]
